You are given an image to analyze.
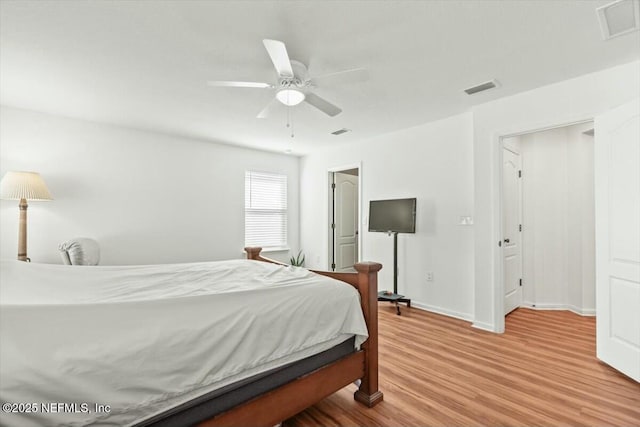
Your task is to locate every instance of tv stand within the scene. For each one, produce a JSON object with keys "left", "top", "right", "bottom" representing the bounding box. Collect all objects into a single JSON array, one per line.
[{"left": 377, "top": 231, "right": 411, "bottom": 315}]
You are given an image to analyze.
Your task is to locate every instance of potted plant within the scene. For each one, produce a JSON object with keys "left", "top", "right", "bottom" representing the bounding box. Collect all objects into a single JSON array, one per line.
[{"left": 289, "top": 250, "right": 305, "bottom": 267}]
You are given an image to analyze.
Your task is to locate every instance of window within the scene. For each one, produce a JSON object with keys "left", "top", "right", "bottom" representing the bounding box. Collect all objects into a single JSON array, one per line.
[{"left": 245, "top": 171, "right": 288, "bottom": 249}]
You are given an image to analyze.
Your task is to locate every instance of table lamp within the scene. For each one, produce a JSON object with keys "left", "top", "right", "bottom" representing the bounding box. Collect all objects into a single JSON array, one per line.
[{"left": 0, "top": 171, "right": 53, "bottom": 261}]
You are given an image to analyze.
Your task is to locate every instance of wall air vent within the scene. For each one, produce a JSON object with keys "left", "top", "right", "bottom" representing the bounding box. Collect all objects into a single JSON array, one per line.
[
  {"left": 331, "top": 128, "right": 351, "bottom": 135},
  {"left": 597, "top": 0, "right": 640, "bottom": 40},
  {"left": 464, "top": 79, "right": 499, "bottom": 95}
]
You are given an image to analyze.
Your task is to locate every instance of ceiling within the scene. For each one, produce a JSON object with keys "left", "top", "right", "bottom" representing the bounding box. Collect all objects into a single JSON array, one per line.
[{"left": 1, "top": 1, "right": 638, "bottom": 155}]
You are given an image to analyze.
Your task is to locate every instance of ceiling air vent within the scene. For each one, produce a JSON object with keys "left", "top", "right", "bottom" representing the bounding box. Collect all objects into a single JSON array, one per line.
[
  {"left": 331, "top": 128, "right": 351, "bottom": 136},
  {"left": 597, "top": 0, "right": 640, "bottom": 40},
  {"left": 464, "top": 80, "right": 499, "bottom": 95}
]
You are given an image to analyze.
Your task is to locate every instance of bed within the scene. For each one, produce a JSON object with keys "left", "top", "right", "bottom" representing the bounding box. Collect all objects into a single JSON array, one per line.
[{"left": 0, "top": 247, "right": 382, "bottom": 426}]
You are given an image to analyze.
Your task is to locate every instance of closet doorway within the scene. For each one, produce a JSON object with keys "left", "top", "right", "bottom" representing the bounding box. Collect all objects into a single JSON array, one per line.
[
  {"left": 501, "top": 121, "right": 596, "bottom": 317},
  {"left": 494, "top": 99, "right": 639, "bottom": 381}
]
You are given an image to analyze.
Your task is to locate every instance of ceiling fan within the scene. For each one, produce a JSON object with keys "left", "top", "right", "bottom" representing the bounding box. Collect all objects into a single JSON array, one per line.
[{"left": 207, "top": 39, "right": 368, "bottom": 118}]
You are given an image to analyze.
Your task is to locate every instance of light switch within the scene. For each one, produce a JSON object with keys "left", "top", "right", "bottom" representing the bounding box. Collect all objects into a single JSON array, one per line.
[{"left": 459, "top": 216, "right": 473, "bottom": 225}]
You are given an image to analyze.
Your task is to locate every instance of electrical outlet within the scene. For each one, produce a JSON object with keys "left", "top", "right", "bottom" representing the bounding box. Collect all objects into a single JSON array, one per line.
[{"left": 426, "top": 272, "right": 434, "bottom": 281}]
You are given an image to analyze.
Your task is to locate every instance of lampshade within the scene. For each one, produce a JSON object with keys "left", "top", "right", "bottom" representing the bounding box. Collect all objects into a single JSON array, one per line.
[
  {"left": 276, "top": 89, "right": 305, "bottom": 106},
  {"left": 0, "top": 171, "right": 53, "bottom": 201}
]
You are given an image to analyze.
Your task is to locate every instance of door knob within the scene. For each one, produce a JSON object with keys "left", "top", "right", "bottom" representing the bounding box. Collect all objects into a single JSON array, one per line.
[{"left": 504, "top": 238, "right": 510, "bottom": 243}]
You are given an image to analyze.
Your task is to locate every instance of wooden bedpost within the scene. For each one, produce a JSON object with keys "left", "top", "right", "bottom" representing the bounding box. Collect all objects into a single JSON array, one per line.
[
  {"left": 243, "top": 247, "right": 384, "bottom": 408},
  {"left": 353, "top": 261, "right": 384, "bottom": 407},
  {"left": 245, "top": 246, "right": 263, "bottom": 261}
]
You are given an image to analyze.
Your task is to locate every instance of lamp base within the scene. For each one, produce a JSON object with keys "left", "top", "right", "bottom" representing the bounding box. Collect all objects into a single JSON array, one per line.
[{"left": 18, "top": 198, "right": 28, "bottom": 262}]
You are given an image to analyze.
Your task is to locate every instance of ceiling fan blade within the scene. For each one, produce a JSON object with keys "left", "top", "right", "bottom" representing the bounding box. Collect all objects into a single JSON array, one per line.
[
  {"left": 312, "top": 68, "right": 369, "bottom": 86},
  {"left": 207, "top": 81, "right": 273, "bottom": 88},
  {"left": 304, "top": 92, "right": 342, "bottom": 117},
  {"left": 257, "top": 98, "right": 280, "bottom": 119},
  {"left": 263, "top": 39, "right": 294, "bottom": 78}
]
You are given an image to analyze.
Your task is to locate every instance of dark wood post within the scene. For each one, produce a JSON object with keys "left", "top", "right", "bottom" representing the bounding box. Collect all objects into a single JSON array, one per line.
[
  {"left": 244, "top": 246, "right": 263, "bottom": 260},
  {"left": 353, "top": 261, "right": 384, "bottom": 407}
]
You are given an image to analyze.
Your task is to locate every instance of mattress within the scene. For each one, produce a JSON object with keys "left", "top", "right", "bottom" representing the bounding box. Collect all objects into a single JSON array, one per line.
[
  {"left": 139, "top": 336, "right": 356, "bottom": 426},
  {"left": 0, "top": 259, "right": 368, "bottom": 427}
]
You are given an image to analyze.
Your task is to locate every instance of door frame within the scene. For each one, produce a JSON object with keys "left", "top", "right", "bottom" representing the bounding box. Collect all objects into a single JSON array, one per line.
[
  {"left": 327, "top": 162, "right": 362, "bottom": 271},
  {"left": 492, "top": 117, "right": 594, "bottom": 332}
]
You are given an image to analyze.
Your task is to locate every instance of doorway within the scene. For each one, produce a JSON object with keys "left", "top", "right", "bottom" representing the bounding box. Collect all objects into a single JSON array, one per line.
[
  {"left": 328, "top": 165, "right": 361, "bottom": 272},
  {"left": 500, "top": 121, "right": 596, "bottom": 318},
  {"left": 493, "top": 99, "right": 640, "bottom": 381}
]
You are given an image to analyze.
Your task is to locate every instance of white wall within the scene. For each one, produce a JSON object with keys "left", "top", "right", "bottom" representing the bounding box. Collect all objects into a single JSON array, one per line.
[
  {"left": 472, "top": 60, "right": 639, "bottom": 332},
  {"left": 567, "top": 124, "right": 596, "bottom": 314},
  {"left": 0, "top": 106, "right": 299, "bottom": 265},
  {"left": 515, "top": 122, "right": 595, "bottom": 314},
  {"left": 301, "top": 113, "right": 475, "bottom": 320},
  {"left": 520, "top": 129, "right": 568, "bottom": 306}
]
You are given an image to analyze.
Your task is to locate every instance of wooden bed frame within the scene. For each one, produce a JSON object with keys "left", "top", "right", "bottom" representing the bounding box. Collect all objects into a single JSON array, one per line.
[{"left": 197, "top": 247, "right": 383, "bottom": 427}]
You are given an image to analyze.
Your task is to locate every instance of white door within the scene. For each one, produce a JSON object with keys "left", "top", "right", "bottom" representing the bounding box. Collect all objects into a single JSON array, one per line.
[
  {"left": 334, "top": 172, "right": 358, "bottom": 272},
  {"left": 503, "top": 146, "right": 523, "bottom": 315},
  {"left": 595, "top": 98, "right": 640, "bottom": 382}
]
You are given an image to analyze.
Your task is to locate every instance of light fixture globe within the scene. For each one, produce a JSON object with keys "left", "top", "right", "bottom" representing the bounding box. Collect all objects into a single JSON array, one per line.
[{"left": 276, "top": 88, "right": 305, "bottom": 106}]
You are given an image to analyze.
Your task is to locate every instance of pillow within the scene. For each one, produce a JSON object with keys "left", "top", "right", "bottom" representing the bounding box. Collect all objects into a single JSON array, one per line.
[{"left": 58, "top": 238, "right": 100, "bottom": 266}]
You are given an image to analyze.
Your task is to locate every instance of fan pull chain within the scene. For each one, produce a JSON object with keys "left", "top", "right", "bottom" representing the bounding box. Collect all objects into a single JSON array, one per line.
[
  {"left": 286, "top": 106, "right": 294, "bottom": 138},
  {"left": 290, "top": 108, "right": 294, "bottom": 138}
]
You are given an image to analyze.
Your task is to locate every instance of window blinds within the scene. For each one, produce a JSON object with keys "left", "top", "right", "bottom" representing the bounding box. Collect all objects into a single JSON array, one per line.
[{"left": 245, "top": 171, "right": 288, "bottom": 248}]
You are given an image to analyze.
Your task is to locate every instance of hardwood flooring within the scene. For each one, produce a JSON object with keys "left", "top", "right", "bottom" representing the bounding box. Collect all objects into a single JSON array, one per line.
[{"left": 285, "top": 304, "right": 640, "bottom": 427}]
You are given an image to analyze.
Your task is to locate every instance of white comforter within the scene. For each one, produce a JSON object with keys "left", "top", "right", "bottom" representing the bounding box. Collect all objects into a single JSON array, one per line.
[{"left": 0, "top": 259, "right": 368, "bottom": 426}]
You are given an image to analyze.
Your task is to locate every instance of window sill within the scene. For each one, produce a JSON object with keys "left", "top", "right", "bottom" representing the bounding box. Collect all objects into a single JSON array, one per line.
[
  {"left": 242, "top": 247, "right": 290, "bottom": 254},
  {"left": 260, "top": 247, "right": 291, "bottom": 253}
]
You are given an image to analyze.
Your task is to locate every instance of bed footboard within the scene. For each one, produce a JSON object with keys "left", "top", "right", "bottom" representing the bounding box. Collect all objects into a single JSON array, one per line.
[{"left": 244, "top": 247, "right": 384, "bottom": 407}]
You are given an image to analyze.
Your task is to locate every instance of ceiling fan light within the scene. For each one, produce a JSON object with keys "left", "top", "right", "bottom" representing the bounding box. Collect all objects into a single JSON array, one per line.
[{"left": 276, "top": 89, "right": 305, "bottom": 106}]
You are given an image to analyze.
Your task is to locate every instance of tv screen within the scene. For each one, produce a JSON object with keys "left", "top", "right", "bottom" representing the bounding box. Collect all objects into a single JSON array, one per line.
[{"left": 368, "top": 198, "right": 416, "bottom": 233}]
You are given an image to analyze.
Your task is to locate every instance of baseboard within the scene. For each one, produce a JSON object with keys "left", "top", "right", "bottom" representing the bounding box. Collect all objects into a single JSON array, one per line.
[
  {"left": 471, "top": 321, "right": 497, "bottom": 333},
  {"left": 410, "top": 300, "right": 472, "bottom": 322},
  {"left": 567, "top": 305, "right": 596, "bottom": 316},
  {"left": 521, "top": 302, "right": 566, "bottom": 310},
  {"left": 520, "top": 302, "right": 595, "bottom": 317},
  {"left": 404, "top": 301, "right": 498, "bottom": 332}
]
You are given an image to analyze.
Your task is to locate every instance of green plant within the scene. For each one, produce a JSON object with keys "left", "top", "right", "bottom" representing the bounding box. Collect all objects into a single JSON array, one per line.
[{"left": 289, "top": 250, "right": 305, "bottom": 267}]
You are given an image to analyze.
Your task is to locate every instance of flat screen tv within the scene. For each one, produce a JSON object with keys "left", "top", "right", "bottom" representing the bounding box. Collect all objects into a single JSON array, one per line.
[{"left": 368, "top": 198, "right": 416, "bottom": 233}]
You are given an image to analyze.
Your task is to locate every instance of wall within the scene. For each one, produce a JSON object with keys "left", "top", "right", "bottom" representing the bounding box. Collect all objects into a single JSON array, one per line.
[
  {"left": 515, "top": 122, "right": 595, "bottom": 314},
  {"left": 566, "top": 123, "right": 596, "bottom": 314},
  {"left": 472, "top": 60, "right": 639, "bottom": 332},
  {"left": 0, "top": 106, "right": 299, "bottom": 265},
  {"left": 301, "top": 113, "right": 475, "bottom": 320}
]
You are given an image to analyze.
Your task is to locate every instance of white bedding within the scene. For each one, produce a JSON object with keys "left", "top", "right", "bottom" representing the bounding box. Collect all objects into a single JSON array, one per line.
[{"left": 0, "top": 259, "right": 368, "bottom": 426}]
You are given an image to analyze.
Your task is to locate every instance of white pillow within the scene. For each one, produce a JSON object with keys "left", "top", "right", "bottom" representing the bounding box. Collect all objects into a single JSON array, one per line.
[{"left": 58, "top": 238, "right": 100, "bottom": 266}]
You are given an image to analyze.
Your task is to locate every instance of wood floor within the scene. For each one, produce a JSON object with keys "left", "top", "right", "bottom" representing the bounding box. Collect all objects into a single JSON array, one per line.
[{"left": 285, "top": 304, "right": 640, "bottom": 427}]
